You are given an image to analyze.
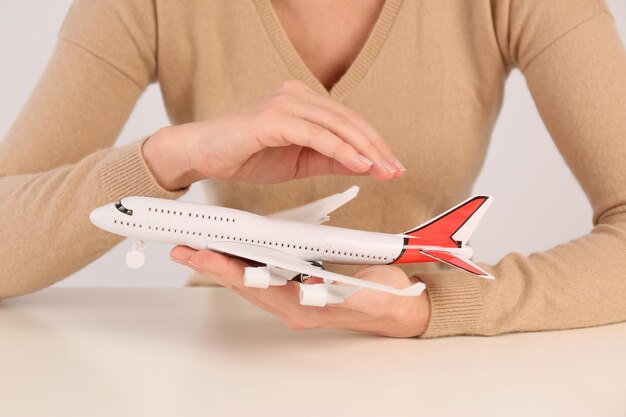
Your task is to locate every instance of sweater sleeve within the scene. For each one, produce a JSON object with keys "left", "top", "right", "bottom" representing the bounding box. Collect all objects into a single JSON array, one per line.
[
  {"left": 0, "top": 0, "right": 185, "bottom": 299},
  {"left": 420, "top": 1, "right": 626, "bottom": 337}
]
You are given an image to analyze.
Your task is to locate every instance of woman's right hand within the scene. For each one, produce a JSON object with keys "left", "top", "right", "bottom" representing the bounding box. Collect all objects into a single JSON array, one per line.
[{"left": 142, "top": 80, "right": 406, "bottom": 191}]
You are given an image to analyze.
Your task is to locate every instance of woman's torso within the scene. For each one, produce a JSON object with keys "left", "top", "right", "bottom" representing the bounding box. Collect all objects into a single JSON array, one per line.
[{"left": 154, "top": 0, "right": 508, "bottom": 275}]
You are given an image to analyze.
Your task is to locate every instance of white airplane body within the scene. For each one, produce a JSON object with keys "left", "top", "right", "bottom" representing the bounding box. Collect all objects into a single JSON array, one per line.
[{"left": 90, "top": 186, "right": 493, "bottom": 307}]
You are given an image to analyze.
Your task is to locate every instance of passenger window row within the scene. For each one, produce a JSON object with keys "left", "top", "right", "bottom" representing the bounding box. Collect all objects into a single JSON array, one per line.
[
  {"left": 113, "top": 220, "right": 142, "bottom": 228},
  {"left": 112, "top": 220, "right": 388, "bottom": 261},
  {"left": 147, "top": 207, "right": 234, "bottom": 223}
]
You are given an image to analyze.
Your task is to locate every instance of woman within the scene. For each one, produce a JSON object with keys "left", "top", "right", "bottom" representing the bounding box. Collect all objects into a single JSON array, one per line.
[{"left": 1, "top": 0, "right": 625, "bottom": 338}]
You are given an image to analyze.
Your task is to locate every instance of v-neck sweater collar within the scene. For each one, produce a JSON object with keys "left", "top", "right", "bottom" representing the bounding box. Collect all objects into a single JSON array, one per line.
[{"left": 253, "top": 0, "right": 404, "bottom": 101}]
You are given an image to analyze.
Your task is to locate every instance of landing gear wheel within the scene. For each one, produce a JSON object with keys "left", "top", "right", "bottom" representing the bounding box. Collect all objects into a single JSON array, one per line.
[{"left": 126, "top": 239, "right": 145, "bottom": 269}]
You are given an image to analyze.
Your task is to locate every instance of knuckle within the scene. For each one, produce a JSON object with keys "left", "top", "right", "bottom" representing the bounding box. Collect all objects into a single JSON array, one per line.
[
  {"left": 269, "top": 92, "right": 292, "bottom": 109},
  {"left": 251, "top": 112, "right": 277, "bottom": 142},
  {"left": 371, "top": 135, "right": 387, "bottom": 146},
  {"left": 258, "top": 104, "right": 281, "bottom": 120},
  {"left": 363, "top": 140, "right": 378, "bottom": 155},
  {"left": 333, "top": 141, "right": 353, "bottom": 159},
  {"left": 375, "top": 139, "right": 394, "bottom": 156},
  {"left": 344, "top": 110, "right": 363, "bottom": 124},
  {"left": 254, "top": 110, "right": 286, "bottom": 142},
  {"left": 304, "top": 123, "right": 326, "bottom": 140},
  {"left": 334, "top": 113, "right": 353, "bottom": 129},
  {"left": 255, "top": 106, "right": 274, "bottom": 124},
  {"left": 188, "top": 254, "right": 207, "bottom": 270}
]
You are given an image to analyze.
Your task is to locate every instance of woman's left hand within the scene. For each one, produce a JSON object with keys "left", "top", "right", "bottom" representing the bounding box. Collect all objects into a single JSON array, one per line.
[{"left": 170, "top": 246, "right": 431, "bottom": 337}]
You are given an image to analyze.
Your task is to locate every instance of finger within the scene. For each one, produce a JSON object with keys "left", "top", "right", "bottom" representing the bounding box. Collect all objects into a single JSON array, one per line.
[
  {"left": 283, "top": 97, "right": 398, "bottom": 180},
  {"left": 294, "top": 148, "right": 370, "bottom": 178},
  {"left": 270, "top": 115, "right": 375, "bottom": 174},
  {"left": 185, "top": 249, "right": 251, "bottom": 293},
  {"left": 297, "top": 91, "right": 406, "bottom": 175},
  {"left": 170, "top": 245, "right": 197, "bottom": 263}
]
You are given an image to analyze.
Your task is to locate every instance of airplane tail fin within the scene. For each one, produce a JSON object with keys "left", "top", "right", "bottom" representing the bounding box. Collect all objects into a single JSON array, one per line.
[
  {"left": 403, "top": 195, "right": 493, "bottom": 248},
  {"left": 392, "top": 196, "right": 494, "bottom": 279}
]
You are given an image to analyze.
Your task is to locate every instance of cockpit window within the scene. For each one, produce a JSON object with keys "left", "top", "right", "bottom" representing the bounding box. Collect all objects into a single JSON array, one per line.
[{"left": 115, "top": 201, "right": 133, "bottom": 216}]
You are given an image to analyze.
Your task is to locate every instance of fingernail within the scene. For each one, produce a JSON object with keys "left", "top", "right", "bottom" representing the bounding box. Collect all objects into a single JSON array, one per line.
[
  {"left": 355, "top": 153, "right": 373, "bottom": 167},
  {"left": 379, "top": 158, "right": 397, "bottom": 174},
  {"left": 170, "top": 256, "right": 185, "bottom": 265},
  {"left": 389, "top": 155, "right": 406, "bottom": 171}
]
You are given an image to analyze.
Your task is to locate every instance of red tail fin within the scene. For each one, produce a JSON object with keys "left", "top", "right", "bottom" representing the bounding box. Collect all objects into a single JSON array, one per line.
[{"left": 404, "top": 196, "right": 492, "bottom": 248}]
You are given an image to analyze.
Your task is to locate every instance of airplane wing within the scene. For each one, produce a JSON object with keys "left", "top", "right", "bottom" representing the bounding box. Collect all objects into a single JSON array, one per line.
[
  {"left": 207, "top": 240, "right": 425, "bottom": 296},
  {"left": 266, "top": 186, "right": 359, "bottom": 224}
]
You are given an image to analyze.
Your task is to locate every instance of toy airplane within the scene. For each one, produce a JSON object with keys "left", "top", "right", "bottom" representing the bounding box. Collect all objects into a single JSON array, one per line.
[{"left": 89, "top": 186, "right": 493, "bottom": 307}]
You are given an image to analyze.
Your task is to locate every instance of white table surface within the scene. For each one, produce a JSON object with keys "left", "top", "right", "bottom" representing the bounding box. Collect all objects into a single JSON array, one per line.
[{"left": 1, "top": 287, "right": 625, "bottom": 417}]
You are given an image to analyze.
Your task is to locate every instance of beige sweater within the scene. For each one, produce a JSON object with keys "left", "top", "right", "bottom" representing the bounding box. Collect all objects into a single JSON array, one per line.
[{"left": 1, "top": 0, "right": 625, "bottom": 338}]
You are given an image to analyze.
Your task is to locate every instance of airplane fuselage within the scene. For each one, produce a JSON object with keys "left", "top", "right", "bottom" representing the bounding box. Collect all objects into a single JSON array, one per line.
[{"left": 91, "top": 196, "right": 469, "bottom": 265}]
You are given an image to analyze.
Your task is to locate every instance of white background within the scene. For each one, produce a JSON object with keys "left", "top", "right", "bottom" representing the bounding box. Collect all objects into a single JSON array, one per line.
[{"left": 1, "top": 1, "right": 625, "bottom": 288}]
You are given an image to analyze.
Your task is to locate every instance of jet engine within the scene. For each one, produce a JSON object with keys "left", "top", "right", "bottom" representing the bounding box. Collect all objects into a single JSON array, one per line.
[
  {"left": 243, "top": 266, "right": 289, "bottom": 288},
  {"left": 299, "top": 283, "right": 329, "bottom": 307},
  {"left": 299, "top": 283, "right": 359, "bottom": 307}
]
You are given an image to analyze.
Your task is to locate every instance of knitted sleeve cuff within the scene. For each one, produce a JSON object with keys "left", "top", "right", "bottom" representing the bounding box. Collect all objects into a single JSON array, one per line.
[
  {"left": 418, "top": 269, "right": 485, "bottom": 338},
  {"left": 99, "top": 138, "right": 188, "bottom": 201}
]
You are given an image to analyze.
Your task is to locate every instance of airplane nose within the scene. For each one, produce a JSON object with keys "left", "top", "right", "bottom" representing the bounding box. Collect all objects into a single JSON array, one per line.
[{"left": 89, "top": 205, "right": 110, "bottom": 229}]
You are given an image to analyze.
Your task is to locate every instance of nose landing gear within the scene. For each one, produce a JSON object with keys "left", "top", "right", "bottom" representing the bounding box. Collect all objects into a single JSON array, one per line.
[{"left": 126, "top": 239, "right": 145, "bottom": 269}]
